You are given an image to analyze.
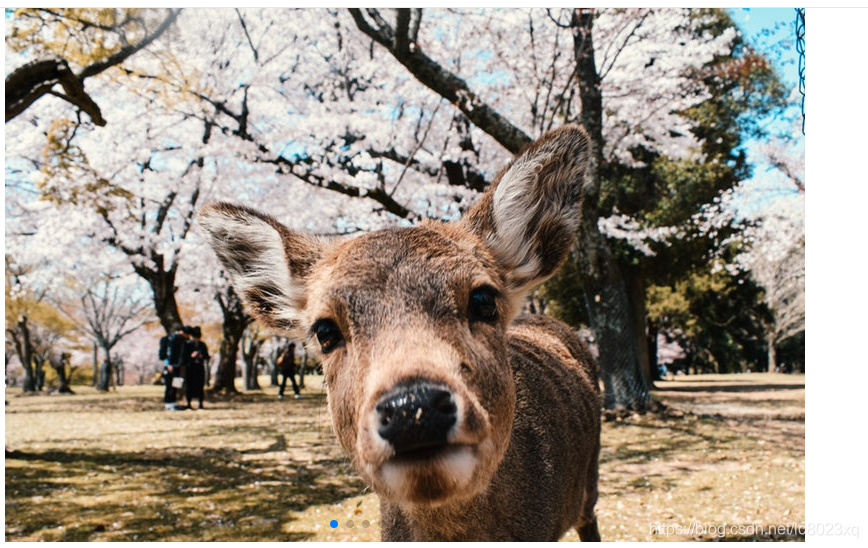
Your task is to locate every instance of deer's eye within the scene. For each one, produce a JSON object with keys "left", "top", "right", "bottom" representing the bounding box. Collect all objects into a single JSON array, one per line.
[
  {"left": 468, "top": 286, "right": 499, "bottom": 323},
  {"left": 312, "top": 319, "right": 344, "bottom": 354}
]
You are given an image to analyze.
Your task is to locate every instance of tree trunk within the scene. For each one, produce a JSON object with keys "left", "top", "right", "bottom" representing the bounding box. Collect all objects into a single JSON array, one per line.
[
  {"left": 12, "top": 317, "right": 37, "bottom": 392},
  {"left": 51, "top": 357, "right": 74, "bottom": 394},
  {"left": 92, "top": 343, "right": 98, "bottom": 388},
  {"left": 212, "top": 332, "right": 242, "bottom": 393},
  {"left": 211, "top": 285, "right": 250, "bottom": 394},
  {"left": 243, "top": 358, "right": 261, "bottom": 390},
  {"left": 115, "top": 359, "right": 124, "bottom": 386},
  {"left": 579, "top": 245, "right": 651, "bottom": 410},
  {"left": 270, "top": 360, "right": 279, "bottom": 386},
  {"left": 241, "top": 332, "right": 262, "bottom": 390},
  {"left": 96, "top": 354, "right": 113, "bottom": 391},
  {"left": 572, "top": 9, "right": 650, "bottom": 411},
  {"left": 298, "top": 346, "right": 307, "bottom": 389},
  {"left": 647, "top": 320, "right": 660, "bottom": 381},
  {"left": 767, "top": 338, "right": 777, "bottom": 373},
  {"left": 626, "top": 270, "right": 654, "bottom": 385},
  {"left": 136, "top": 264, "right": 185, "bottom": 335}
]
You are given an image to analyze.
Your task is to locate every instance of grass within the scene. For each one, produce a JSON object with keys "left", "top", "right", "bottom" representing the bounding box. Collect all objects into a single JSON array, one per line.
[{"left": 5, "top": 373, "right": 804, "bottom": 542}]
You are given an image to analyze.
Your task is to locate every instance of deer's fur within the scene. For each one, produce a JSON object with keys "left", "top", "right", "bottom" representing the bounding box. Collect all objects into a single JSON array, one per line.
[{"left": 198, "top": 125, "right": 601, "bottom": 541}]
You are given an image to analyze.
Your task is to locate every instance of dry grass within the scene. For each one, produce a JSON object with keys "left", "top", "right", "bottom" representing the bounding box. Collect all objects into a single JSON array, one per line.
[{"left": 5, "top": 373, "right": 804, "bottom": 542}]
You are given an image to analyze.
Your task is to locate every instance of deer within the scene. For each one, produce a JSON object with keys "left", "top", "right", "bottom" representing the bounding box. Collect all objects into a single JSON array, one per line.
[{"left": 197, "top": 124, "right": 602, "bottom": 541}]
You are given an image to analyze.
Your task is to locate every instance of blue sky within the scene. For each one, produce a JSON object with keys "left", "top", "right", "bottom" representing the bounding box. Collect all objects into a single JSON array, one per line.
[
  {"left": 729, "top": 8, "right": 801, "bottom": 89},
  {"left": 725, "top": 8, "right": 804, "bottom": 218}
]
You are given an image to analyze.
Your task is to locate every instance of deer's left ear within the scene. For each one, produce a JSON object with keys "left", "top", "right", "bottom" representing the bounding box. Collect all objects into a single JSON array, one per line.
[{"left": 462, "top": 124, "right": 590, "bottom": 296}]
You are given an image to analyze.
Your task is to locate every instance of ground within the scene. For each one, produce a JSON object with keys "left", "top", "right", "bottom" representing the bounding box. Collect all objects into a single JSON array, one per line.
[{"left": 4, "top": 372, "right": 804, "bottom": 541}]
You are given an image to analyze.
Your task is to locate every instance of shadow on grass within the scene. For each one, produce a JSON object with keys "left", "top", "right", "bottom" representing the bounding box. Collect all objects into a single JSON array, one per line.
[
  {"left": 600, "top": 415, "right": 745, "bottom": 464},
  {"left": 6, "top": 440, "right": 366, "bottom": 541}
]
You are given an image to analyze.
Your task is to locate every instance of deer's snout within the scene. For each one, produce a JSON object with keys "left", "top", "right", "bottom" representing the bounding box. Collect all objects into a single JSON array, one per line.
[{"left": 376, "top": 382, "right": 458, "bottom": 456}]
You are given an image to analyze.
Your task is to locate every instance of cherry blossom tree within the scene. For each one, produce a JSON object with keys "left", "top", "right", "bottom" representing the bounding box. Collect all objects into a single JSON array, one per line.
[
  {"left": 737, "top": 193, "right": 804, "bottom": 372},
  {"left": 6, "top": 8, "right": 793, "bottom": 407},
  {"left": 56, "top": 273, "right": 152, "bottom": 391}
]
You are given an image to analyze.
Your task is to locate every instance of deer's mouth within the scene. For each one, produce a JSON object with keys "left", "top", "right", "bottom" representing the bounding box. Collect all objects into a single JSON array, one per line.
[
  {"left": 390, "top": 441, "right": 470, "bottom": 463},
  {"left": 378, "top": 444, "right": 480, "bottom": 505}
]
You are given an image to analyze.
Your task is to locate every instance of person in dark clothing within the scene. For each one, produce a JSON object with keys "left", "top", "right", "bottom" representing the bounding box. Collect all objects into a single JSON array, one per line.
[
  {"left": 277, "top": 342, "right": 301, "bottom": 400},
  {"left": 184, "top": 326, "right": 209, "bottom": 410},
  {"left": 163, "top": 325, "right": 191, "bottom": 410}
]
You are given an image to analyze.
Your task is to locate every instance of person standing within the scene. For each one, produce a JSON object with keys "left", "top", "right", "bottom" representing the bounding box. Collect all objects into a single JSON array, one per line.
[
  {"left": 184, "top": 326, "right": 209, "bottom": 410},
  {"left": 277, "top": 342, "right": 301, "bottom": 400},
  {"left": 163, "top": 325, "right": 190, "bottom": 411}
]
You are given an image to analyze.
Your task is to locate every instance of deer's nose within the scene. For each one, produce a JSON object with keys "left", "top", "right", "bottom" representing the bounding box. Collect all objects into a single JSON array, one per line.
[{"left": 376, "top": 382, "right": 458, "bottom": 455}]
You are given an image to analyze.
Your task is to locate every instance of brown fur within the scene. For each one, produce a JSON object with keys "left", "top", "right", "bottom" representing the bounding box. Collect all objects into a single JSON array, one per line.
[{"left": 198, "top": 124, "right": 601, "bottom": 541}]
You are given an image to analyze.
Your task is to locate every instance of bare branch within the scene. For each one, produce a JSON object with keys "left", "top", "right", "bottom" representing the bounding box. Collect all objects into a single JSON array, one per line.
[{"left": 235, "top": 9, "right": 260, "bottom": 63}]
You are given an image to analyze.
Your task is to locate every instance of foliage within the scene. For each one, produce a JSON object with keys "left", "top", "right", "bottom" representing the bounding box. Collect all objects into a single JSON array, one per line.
[
  {"left": 5, "top": 257, "right": 80, "bottom": 390},
  {"left": 542, "top": 9, "right": 791, "bottom": 380},
  {"left": 646, "top": 260, "right": 770, "bottom": 373}
]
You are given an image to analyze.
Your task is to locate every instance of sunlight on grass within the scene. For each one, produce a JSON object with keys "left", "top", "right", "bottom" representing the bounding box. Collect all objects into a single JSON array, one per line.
[{"left": 5, "top": 374, "right": 804, "bottom": 541}]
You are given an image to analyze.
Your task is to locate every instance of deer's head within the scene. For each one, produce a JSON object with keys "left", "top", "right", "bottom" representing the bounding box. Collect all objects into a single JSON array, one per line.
[{"left": 198, "top": 125, "right": 589, "bottom": 507}]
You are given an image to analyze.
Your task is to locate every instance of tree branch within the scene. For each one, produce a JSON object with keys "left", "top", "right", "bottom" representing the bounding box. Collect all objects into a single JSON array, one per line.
[
  {"left": 6, "top": 58, "right": 106, "bottom": 125},
  {"left": 5, "top": 8, "right": 180, "bottom": 125},
  {"left": 349, "top": 8, "right": 531, "bottom": 154},
  {"left": 78, "top": 9, "right": 182, "bottom": 79},
  {"left": 235, "top": 9, "right": 260, "bottom": 63}
]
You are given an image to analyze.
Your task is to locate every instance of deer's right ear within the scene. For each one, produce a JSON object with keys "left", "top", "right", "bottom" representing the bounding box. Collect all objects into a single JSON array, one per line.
[{"left": 197, "top": 202, "right": 324, "bottom": 333}]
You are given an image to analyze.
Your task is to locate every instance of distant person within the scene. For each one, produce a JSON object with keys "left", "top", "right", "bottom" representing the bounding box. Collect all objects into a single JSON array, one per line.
[
  {"left": 183, "top": 326, "right": 209, "bottom": 410},
  {"left": 162, "top": 324, "right": 191, "bottom": 411},
  {"left": 277, "top": 342, "right": 301, "bottom": 400}
]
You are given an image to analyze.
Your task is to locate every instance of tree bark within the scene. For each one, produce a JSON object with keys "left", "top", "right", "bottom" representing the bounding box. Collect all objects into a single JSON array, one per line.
[
  {"left": 92, "top": 343, "right": 98, "bottom": 388},
  {"left": 9, "top": 317, "right": 37, "bottom": 392},
  {"left": 210, "top": 285, "right": 251, "bottom": 394},
  {"left": 132, "top": 261, "right": 184, "bottom": 335},
  {"left": 298, "top": 345, "right": 309, "bottom": 389},
  {"left": 96, "top": 355, "right": 112, "bottom": 392},
  {"left": 49, "top": 353, "right": 74, "bottom": 393},
  {"left": 240, "top": 326, "right": 264, "bottom": 390},
  {"left": 767, "top": 337, "right": 777, "bottom": 373},
  {"left": 241, "top": 336, "right": 263, "bottom": 390},
  {"left": 572, "top": 9, "right": 650, "bottom": 410},
  {"left": 243, "top": 360, "right": 261, "bottom": 390},
  {"left": 626, "top": 269, "right": 654, "bottom": 385},
  {"left": 5, "top": 58, "right": 105, "bottom": 125}
]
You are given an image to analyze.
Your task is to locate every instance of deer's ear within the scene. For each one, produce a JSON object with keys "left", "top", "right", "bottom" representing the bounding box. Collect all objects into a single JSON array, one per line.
[
  {"left": 197, "top": 202, "right": 325, "bottom": 333},
  {"left": 463, "top": 125, "right": 590, "bottom": 296}
]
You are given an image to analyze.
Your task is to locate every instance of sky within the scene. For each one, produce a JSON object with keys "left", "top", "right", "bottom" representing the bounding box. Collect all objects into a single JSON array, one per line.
[
  {"left": 729, "top": 8, "right": 801, "bottom": 89},
  {"left": 724, "top": 8, "right": 805, "bottom": 219}
]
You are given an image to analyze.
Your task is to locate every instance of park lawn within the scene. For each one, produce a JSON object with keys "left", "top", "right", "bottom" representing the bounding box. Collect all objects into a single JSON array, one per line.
[{"left": 5, "top": 373, "right": 804, "bottom": 542}]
